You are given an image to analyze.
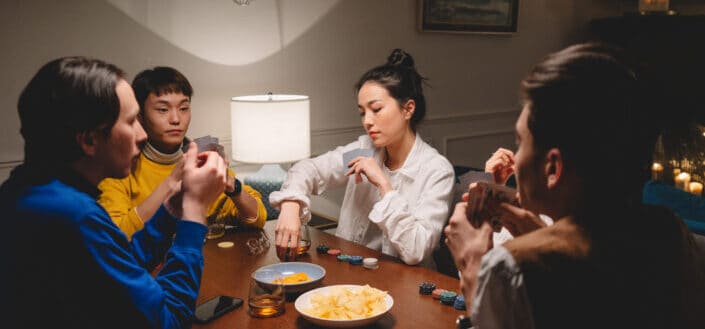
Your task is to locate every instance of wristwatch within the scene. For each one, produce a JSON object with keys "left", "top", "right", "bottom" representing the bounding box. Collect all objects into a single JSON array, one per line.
[
  {"left": 225, "top": 178, "right": 242, "bottom": 197},
  {"left": 456, "top": 315, "right": 472, "bottom": 329}
]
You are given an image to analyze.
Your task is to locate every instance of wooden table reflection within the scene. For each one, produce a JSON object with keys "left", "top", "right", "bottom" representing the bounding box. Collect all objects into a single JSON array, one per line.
[{"left": 192, "top": 221, "right": 463, "bottom": 328}]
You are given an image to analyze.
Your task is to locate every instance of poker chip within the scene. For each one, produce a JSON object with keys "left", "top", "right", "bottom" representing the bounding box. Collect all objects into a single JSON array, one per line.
[
  {"left": 439, "top": 291, "right": 458, "bottom": 305},
  {"left": 316, "top": 243, "right": 330, "bottom": 254},
  {"left": 453, "top": 294, "right": 466, "bottom": 310},
  {"left": 217, "top": 241, "right": 234, "bottom": 248},
  {"left": 336, "top": 254, "right": 350, "bottom": 262},
  {"left": 431, "top": 288, "right": 446, "bottom": 299},
  {"left": 348, "top": 255, "right": 363, "bottom": 265},
  {"left": 327, "top": 249, "right": 341, "bottom": 256},
  {"left": 363, "top": 257, "right": 378, "bottom": 270},
  {"left": 419, "top": 282, "right": 436, "bottom": 295}
]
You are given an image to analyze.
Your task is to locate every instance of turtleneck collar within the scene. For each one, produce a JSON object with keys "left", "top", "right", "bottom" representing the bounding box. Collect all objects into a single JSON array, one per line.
[{"left": 142, "top": 141, "right": 183, "bottom": 165}]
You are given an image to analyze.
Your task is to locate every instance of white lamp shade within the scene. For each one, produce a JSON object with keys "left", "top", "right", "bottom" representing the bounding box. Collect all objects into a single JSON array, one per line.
[{"left": 230, "top": 94, "right": 310, "bottom": 163}]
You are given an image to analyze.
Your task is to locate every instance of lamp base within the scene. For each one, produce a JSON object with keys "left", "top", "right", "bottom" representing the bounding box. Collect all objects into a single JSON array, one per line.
[{"left": 243, "top": 164, "right": 286, "bottom": 220}]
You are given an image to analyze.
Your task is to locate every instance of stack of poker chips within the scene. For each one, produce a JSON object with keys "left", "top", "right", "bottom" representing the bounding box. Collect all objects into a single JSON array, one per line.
[
  {"left": 336, "top": 254, "right": 351, "bottom": 262},
  {"left": 316, "top": 243, "right": 330, "bottom": 254},
  {"left": 453, "top": 294, "right": 466, "bottom": 310},
  {"left": 363, "top": 257, "right": 378, "bottom": 270},
  {"left": 431, "top": 288, "right": 447, "bottom": 299},
  {"left": 327, "top": 249, "right": 341, "bottom": 256},
  {"left": 439, "top": 291, "right": 458, "bottom": 305},
  {"left": 419, "top": 282, "right": 436, "bottom": 295},
  {"left": 348, "top": 255, "right": 364, "bottom": 265}
]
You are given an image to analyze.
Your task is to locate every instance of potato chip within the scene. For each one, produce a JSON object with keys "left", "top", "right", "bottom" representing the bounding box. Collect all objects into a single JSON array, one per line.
[{"left": 303, "top": 285, "right": 388, "bottom": 320}]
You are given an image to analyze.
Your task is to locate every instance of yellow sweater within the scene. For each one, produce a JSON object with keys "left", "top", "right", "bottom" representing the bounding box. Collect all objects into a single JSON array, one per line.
[{"left": 98, "top": 152, "right": 267, "bottom": 239}]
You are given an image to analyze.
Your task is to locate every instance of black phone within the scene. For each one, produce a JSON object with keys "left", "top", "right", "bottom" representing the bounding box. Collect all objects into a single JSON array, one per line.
[{"left": 193, "top": 295, "right": 243, "bottom": 324}]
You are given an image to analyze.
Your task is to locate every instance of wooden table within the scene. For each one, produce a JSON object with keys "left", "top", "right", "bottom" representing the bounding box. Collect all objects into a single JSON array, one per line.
[{"left": 193, "top": 221, "right": 463, "bottom": 328}]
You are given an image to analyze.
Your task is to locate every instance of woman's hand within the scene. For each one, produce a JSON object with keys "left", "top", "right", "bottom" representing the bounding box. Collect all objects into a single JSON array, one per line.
[
  {"left": 344, "top": 157, "right": 393, "bottom": 196},
  {"left": 485, "top": 148, "right": 515, "bottom": 185},
  {"left": 275, "top": 201, "right": 302, "bottom": 261}
]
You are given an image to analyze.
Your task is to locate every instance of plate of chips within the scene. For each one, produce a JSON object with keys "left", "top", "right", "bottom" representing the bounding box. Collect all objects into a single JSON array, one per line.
[
  {"left": 294, "top": 284, "right": 393, "bottom": 328},
  {"left": 253, "top": 262, "right": 325, "bottom": 293}
]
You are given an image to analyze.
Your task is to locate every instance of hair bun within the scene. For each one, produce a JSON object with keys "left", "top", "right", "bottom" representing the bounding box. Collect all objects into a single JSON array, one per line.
[{"left": 386, "top": 48, "right": 415, "bottom": 68}]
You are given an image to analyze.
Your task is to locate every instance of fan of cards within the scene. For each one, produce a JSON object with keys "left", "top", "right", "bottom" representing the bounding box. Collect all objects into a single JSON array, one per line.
[
  {"left": 185, "top": 135, "right": 226, "bottom": 159},
  {"left": 466, "top": 181, "right": 520, "bottom": 232}
]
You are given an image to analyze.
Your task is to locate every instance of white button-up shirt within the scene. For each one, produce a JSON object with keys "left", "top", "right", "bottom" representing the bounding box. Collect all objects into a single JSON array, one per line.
[{"left": 270, "top": 134, "right": 454, "bottom": 268}]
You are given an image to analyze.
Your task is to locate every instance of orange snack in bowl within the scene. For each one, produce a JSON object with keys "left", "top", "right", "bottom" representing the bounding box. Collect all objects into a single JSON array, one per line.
[{"left": 274, "top": 272, "right": 311, "bottom": 284}]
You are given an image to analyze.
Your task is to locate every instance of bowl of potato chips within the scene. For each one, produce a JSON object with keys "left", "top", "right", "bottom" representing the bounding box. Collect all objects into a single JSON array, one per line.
[
  {"left": 253, "top": 262, "right": 325, "bottom": 293},
  {"left": 294, "top": 284, "right": 393, "bottom": 327}
]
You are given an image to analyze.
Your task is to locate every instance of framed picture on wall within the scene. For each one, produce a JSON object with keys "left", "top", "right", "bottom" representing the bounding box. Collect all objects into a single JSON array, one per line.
[{"left": 419, "top": 0, "right": 519, "bottom": 34}]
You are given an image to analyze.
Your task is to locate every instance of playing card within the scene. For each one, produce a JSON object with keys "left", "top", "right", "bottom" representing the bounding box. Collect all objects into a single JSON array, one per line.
[
  {"left": 192, "top": 135, "right": 226, "bottom": 158},
  {"left": 193, "top": 135, "right": 212, "bottom": 153},
  {"left": 342, "top": 148, "right": 374, "bottom": 173},
  {"left": 466, "top": 181, "right": 519, "bottom": 232}
]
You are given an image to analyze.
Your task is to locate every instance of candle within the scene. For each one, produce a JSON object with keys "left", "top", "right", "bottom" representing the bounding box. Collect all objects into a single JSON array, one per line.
[
  {"left": 689, "top": 182, "right": 703, "bottom": 196},
  {"left": 651, "top": 162, "right": 663, "bottom": 181},
  {"left": 675, "top": 172, "right": 691, "bottom": 191}
]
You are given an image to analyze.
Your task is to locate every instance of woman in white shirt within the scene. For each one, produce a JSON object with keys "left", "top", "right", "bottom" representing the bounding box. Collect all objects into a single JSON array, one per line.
[{"left": 270, "top": 49, "right": 454, "bottom": 268}]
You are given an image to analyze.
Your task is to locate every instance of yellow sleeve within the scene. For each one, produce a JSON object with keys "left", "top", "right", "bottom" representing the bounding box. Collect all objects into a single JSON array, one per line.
[
  {"left": 210, "top": 184, "right": 268, "bottom": 229},
  {"left": 97, "top": 177, "right": 145, "bottom": 240}
]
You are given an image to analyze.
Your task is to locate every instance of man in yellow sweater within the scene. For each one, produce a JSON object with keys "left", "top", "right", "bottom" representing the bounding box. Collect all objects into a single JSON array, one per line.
[{"left": 99, "top": 67, "right": 266, "bottom": 239}]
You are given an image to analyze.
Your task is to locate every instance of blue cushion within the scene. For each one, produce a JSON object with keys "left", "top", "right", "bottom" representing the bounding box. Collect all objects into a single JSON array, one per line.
[{"left": 643, "top": 180, "right": 705, "bottom": 234}]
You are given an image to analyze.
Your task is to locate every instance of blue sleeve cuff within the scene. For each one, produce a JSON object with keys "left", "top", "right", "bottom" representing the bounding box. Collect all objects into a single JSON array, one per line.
[{"left": 173, "top": 220, "right": 207, "bottom": 250}]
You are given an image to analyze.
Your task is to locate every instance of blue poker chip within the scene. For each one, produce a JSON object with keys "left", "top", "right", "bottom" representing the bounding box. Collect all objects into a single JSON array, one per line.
[
  {"left": 419, "top": 282, "right": 436, "bottom": 295},
  {"left": 336, "top": 254, "right": 350, "bottom": 262},
  {"left": 348, "top": 255, "right": 363, "bottom": 265},
  {"left": 316, "top": 243, "right": 330, "bottom": 254},
  {"left": 453, "top": 294, "right": 466, "bottom": 310},
  {"left": 439, "top": 291, "right": 457, "bottom": 305}
]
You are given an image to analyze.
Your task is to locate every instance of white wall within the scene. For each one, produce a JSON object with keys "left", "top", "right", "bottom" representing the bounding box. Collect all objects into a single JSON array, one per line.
[{"left": 0, "top": 0, "right": 622, "bottom": 218}]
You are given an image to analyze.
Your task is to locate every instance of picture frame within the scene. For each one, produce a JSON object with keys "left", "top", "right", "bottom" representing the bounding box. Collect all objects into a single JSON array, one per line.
[{"left": 419, "top": 0, "right": 519, "bottom": 34}]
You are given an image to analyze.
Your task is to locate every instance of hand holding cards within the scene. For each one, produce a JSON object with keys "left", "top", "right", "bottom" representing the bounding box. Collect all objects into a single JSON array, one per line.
[
  {"left": 342, "top": 148, "right": 374, "bottom": 173},
  {"left": 466, "top": 181, "right": 519, "bottom": 232},
  {"left": 191, "top": 135, "right": 226, "bottom": 159}
]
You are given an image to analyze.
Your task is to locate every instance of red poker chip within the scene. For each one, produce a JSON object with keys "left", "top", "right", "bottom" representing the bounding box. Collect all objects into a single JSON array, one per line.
[
  {"left": 327, "top": 249, "right": 341, "bottom": 256},
  {"left": 432, "top": 288, "right": 446, "bottom": 299}
]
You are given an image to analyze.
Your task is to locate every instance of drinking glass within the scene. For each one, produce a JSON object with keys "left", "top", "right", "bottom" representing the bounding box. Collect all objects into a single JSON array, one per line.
[
  {"left": 206, "top": 214, "right": 225, "bottom": 240},
  {"left": 296, "top": 223, "right": 312, "bottom": 256},
  {"left": 248, "top": 269, "right": 285, "bottom": 318}
]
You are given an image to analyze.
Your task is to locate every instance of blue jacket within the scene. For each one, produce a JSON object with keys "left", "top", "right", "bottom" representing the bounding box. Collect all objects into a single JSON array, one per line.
[{"left": 0, "top": 166, "right": 207, "bottom": 329}]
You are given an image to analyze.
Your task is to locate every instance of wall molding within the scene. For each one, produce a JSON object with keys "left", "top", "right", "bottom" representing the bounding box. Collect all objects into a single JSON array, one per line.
[
  {"left": 0, "top": 160, "right": 22, "bottom": 169},
  {"left": 425, "top": 108, "right": 519, "bottom": 126},
  {"left": 302, "top": 108, "right": 519, "bottom": 137},
  {"left": 442, "top": 129, "right": 515, "bottom": 156}
]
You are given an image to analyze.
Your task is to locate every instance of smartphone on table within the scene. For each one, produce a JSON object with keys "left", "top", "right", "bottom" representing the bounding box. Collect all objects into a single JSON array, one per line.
[{"left": 193, "top": 295, "right": 243, "bottom": 324}]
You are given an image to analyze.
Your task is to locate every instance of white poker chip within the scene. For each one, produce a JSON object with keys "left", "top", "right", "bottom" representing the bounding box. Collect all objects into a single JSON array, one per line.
[
  {"left": 363, "top": 257, "right": 379, "bottom": 269},
  {"left": 217, "top": 241, "right": 235, "bottom": 248}
]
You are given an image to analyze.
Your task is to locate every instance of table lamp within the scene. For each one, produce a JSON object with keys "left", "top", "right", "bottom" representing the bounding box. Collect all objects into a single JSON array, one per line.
[{"left": 230, "top": 94, "right": 310, "bottom": 219}]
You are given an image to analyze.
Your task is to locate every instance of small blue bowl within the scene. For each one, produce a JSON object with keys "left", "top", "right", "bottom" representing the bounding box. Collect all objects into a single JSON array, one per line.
[{"left": 253, "top": 262, "right": 326, "bottom": 293}]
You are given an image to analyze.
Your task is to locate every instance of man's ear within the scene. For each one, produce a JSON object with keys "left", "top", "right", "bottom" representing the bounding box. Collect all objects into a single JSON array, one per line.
[
  {"left": 544, "top": 148, "right": 563, "bottom": 189},
  {"left": 76, "top": 131, "right": 98, "bottom": 156},
  {"left": 402, "top": 99, "right": 415, "bottom": 120}
]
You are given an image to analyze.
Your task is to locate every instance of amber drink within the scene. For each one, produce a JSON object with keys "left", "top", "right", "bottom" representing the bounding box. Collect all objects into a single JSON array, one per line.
[
  {"left": 248, "top": 295, "right": 285, "bottom": 318},
  {"left": 296, "top": 239, "right": 311, "bottom": 255},
  {"left": 249, "top": 269, "right": 285, "bottom": 318}
]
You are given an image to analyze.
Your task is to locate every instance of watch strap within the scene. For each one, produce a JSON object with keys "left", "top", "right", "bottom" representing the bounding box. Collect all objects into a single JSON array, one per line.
[{"left": 225, "top": 178, "right": 242, "bottom": 197}]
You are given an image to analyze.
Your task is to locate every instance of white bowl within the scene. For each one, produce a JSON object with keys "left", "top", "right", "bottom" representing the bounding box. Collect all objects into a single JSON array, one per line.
[
  {"left": 294, "top": 284, "right": 394, "bottom": 328},
  {"left": 252, "top": 262, "right": 325, "bottom": 293}
]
